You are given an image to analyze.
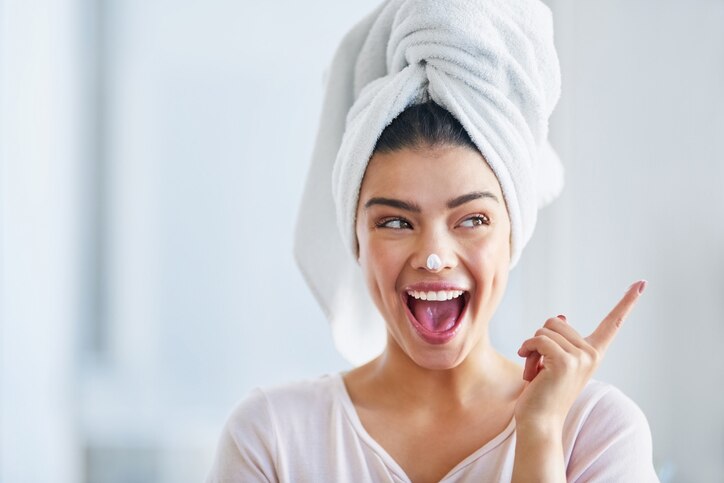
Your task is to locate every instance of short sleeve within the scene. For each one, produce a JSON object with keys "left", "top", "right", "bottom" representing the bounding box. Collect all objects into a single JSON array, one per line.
[
  {"left": 566, "top": 386, "right": 659, "bottom": 482},
  {"left": 205, "top": 388, "right": 279, "bottom": 483}
]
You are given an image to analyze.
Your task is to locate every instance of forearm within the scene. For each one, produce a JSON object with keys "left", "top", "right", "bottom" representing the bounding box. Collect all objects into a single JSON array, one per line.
[{"left": 511, "top": 422, "right": 566, "bottom": 483}]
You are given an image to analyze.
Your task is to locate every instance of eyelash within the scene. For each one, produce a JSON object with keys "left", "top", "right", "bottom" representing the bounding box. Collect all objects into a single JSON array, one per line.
[
  {"left": 375, "top": 215, "right": 490, "bottom": 230},
  {"left": 376, "top": 217, "right": 412, "bottom": 229},
  {"left": 459, "top": 215, "right": 490, "bottom": 227}
]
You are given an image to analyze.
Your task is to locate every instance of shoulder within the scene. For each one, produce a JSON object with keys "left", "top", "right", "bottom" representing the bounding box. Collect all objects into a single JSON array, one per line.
[
  {"left": 259, "top": 373, "right": 340, "bottom": 404},
  {"left": 206, "top": 374, "right": 343, "bottom": 482},
  {"left": 250, "top": 373, "right": 341, "bottom": 422},
  {"left": 224, "top": 373, "right": 341, "bottom": 437},
  {"left": 564, "top": 380, "right": 659, "bottom": 482},
  {"left": 568, "top": 379, "right": 650, "bottom": 431},
  {"left": 567, "top": 379, "right": 653, "bottom": 444}
]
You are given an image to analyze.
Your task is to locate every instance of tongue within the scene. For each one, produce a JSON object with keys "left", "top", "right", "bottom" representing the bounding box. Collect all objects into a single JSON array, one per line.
[{"left": 409, "top": 297, "right": 464, "bottom": 333}]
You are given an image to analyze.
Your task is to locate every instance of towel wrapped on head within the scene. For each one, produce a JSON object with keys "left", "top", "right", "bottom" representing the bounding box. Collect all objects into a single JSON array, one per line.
[{"left": 294, "top": 0, "right": 564, "bottom": 366}]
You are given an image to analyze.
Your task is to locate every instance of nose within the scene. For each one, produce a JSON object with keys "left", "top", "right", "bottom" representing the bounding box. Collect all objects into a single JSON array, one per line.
[
  {"left": 411, "top": 230, "right": 457, "bottom": 273},
  {"left": 426, "top": 254, "right": 443, "bottom": 271}
]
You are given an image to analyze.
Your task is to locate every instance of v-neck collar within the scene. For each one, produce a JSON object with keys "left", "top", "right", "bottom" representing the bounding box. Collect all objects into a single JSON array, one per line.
[{"left": 332, "top": 372, "right": 517, "bottom": 482}]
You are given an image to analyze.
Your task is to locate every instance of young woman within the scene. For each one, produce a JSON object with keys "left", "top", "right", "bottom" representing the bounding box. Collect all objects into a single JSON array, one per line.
[{"left": 207, "top": 1, "right": 658, "bottom": 481}]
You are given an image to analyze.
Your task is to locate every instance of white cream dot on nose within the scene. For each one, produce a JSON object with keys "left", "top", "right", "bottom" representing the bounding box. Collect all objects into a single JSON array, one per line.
[{"left": 426, "top": 254, "right": 442, "bottom": 271}]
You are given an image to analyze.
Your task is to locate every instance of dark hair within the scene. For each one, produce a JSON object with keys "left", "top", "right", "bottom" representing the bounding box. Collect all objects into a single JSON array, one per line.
[{"left": 372, "top": 100, "right": 479, "bottom": 155}]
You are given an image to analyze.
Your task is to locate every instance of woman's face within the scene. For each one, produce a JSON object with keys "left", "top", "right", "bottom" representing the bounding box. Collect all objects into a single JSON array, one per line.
[{"left": 355, "top": 144, "right": 511, "bottom": 370}]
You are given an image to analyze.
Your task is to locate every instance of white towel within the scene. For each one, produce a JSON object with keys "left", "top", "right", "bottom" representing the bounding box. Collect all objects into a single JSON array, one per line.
[{"left": 294, "top": 0, "right": 563, "bottom": 366}]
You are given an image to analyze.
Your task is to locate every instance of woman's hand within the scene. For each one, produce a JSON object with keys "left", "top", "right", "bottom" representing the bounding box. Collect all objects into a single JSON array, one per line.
[{"left": 510, "top": 280, "right": 647, "bottom": 483}]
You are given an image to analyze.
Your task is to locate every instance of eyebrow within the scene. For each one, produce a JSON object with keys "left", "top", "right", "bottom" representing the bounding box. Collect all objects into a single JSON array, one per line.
[
  {"left": 364, "top": 197, "right": 422, "bottom": 212},
  {"left": 364, "top": 191, "right": 499, "bottom": 212},
  {"left": 447, "top": 191, "right": 499, "bottom": 208}
]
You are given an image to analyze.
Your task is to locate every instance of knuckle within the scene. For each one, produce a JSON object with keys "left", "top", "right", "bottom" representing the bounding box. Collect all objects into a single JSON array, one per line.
[
  {"left": 543, "top": 318, "right": 559, "bottom": 330},
  {"left": 578, "top": 351, "right": 592, "bottom": 368},
  {"left": 590, "top": 347, "right": 602, "bottom": 364},
  {"left": 581, "top": 345, "right": 601, "bottom": 366},
  {"left": 560, "top": 353, "right": 576, "bottom": 368},
  {"left": 533, "top": 334, "right": 548, "bottom": 344}
]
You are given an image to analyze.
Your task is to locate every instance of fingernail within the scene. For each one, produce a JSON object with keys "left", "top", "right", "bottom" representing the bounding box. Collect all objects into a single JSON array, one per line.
[
  {"left": 557, "top": 314, "right": 567, "bottom": 322},
  {"left": 638, "top": 280, "right": 647, "bottom": 294}
]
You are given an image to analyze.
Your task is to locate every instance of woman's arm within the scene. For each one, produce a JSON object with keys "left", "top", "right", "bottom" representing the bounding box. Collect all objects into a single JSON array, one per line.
[{"left": 511, "top": 280, "right": 647, "bottom": 482}]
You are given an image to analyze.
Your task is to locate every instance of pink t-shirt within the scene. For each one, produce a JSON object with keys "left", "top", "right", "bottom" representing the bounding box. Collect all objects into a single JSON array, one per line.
[{"left": 206, "top": 372, "right": 659, "bottom": 482}]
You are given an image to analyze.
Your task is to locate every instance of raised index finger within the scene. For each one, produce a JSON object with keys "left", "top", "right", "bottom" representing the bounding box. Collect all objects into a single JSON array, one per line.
[{"left": 586, "top": 280, "right": 647, "bottom": 354}]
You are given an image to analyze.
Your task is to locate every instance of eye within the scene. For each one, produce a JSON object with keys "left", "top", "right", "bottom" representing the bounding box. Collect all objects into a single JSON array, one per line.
[
  {"left": 458, "top": 214, "right": 490, "bottom": 228},
  {"left": 376, "top": 217, "right": 412, "bottom": 229}
]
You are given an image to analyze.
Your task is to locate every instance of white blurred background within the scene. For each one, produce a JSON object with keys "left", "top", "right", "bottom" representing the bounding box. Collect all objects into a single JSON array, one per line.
[{"left": 1, "top": 1, "right": 722, "bottom": 482}]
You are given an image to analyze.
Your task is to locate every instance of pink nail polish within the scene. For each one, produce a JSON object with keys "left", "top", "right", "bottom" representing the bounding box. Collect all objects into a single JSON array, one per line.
[
  {"left": 557, "top": 314, "right": 567, "bottom": 321},
  {"left": 638, "top": 280, "right": 647, "bottom": 294}
]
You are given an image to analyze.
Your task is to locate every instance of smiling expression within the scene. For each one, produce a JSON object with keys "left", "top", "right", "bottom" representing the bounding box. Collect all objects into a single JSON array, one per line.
[{"left": 355, "top": 144, "right": 512, "bottom": 370}]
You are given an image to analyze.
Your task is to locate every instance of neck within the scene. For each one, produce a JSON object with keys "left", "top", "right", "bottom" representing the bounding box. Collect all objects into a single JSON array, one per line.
[{"left": 360, "top": 335, "right": 521, "bottom": 411}]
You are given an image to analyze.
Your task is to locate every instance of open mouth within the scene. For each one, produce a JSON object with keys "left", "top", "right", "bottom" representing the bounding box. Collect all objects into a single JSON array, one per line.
[{"left": 402, "top": 289, "right": 470, "bottom": 344}]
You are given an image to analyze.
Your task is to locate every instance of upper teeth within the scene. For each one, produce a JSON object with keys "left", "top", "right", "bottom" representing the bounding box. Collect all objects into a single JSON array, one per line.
[{"left": 406, "top": 290, "right": 464, "bottom": 301}]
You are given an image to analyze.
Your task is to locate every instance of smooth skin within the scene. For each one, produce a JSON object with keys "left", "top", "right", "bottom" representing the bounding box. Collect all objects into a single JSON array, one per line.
[{"left": 342, "top": 144, "right": 646, "bottom": 483}]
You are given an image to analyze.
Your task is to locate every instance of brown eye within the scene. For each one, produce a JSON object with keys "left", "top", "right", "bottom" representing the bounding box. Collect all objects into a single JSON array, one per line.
[
  {"left": 459, "top": 215, "right": 489, "bottom": 228},
  {"left": 377, "top": 218, "right": 412, "bottom": 229}
]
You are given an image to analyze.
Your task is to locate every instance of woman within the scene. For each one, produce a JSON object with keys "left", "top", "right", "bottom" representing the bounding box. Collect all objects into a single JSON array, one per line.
[{"left": 207, "top": 1, "right": 658, "bottom": 481}]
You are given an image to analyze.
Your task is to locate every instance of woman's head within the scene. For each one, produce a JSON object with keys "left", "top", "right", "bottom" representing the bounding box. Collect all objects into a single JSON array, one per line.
[
  {"left": 295, "top": 0, "right": 563, "bottom": 365},
  {"left": 354, "top": 102, "right": 512, "bottom": 369}
]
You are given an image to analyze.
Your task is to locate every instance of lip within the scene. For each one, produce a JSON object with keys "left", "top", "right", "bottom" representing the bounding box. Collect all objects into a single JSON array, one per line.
[{"left": 400, "top": 288, "right": 471, "bottom": 345}]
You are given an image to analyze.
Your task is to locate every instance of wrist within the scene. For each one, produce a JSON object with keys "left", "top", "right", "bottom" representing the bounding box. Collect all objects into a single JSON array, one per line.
[
  {"left": 512, "top": 420, "right": 566, "bottom": 483},
  {"left": 514, "top": 415, "right": 565, "bottom": 439}
]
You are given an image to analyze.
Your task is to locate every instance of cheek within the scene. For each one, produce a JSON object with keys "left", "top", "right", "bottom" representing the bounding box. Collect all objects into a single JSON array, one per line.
[
  {"left": 356, "top": 224, "right": 395, "bottom": 285},
  {"left": 492, "top": 219, "right": 512, "bottom": 263},
  {"left": 357, "top": 240, "right": 407, "bottom": 320},
  {"left": 464, "top": 234, "right": 510, "bottom": 313},
  {"left": 361, "top": 238, "right": 402, "bottom": 281},
  {"left": 468, "top": 230, "right": 510, "bottom": 267}
]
